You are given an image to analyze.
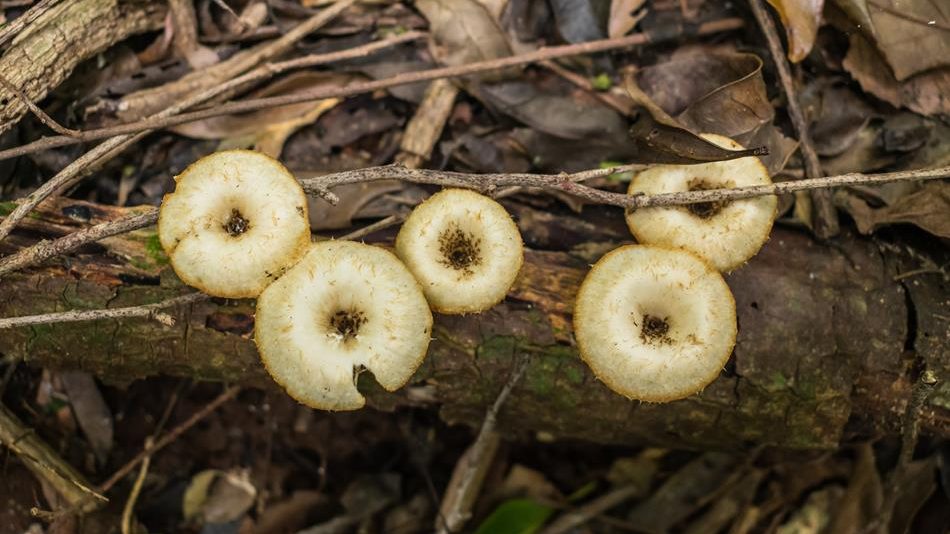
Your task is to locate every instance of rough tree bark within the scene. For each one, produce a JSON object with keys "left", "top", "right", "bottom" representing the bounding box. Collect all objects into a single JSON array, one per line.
[
  {"left": 0, "top": 0, "right": 165, "bottom": 132},
  {"left": 0, "top": 197, "right": 947, "bottom": 450}
]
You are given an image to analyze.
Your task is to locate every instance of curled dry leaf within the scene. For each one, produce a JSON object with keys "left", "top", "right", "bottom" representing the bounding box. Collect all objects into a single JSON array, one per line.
[
  {"left": 416, "top": 0, "right": 512, "bottom": 67},
  {"left": 843, "top": 32, "right": 950, "bottom": 116},
  {"left": 766, "top": 0, "right": 825, "bottom": 62},
  {"left": 609, "top": 0, "right": 647, "bottom": 38},
  {"left": 835, "top": 0, "right": 950, "bottom": 80},
  {"left": 634, "top": 51, "right": 795, "bottom": 173},
  {"left": 171, "top": 72, "right": 352, "bottom": 157},
  {"left": 840, "top": 181, "right": 950, "bottom": 239}
]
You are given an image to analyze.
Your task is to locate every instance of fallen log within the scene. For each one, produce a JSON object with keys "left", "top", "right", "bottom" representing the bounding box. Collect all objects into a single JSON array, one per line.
[
  {"left": 0, "top": 197, "right": 947, "bottom": 450},
  {"left": 0, "top": 0, "right": 165, "bottom": 132}
]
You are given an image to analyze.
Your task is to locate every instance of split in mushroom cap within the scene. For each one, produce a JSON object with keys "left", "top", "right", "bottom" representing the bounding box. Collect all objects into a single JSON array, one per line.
[
  {"left": 158, "top": 150, "right": 311, "bottom": 298},
  {"left": 395, "top": 189, "right": 524, "bottom": 314},
  {"left": 254, "top": 240, "right": 433, "bottom": 411},
  {"left": 625, "top": 134, "right": 777, "bottom": 272},
  {"left": 573, "top": 244, "right": 737, "bottom": 403}
]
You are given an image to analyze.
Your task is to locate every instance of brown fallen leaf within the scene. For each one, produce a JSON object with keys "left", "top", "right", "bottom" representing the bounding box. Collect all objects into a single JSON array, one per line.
[
  {"left": 766, "top": 0, "right": 825, "bottom": 62},
  {"left": 842, "top": 32, "right": 950, "bottom": 116},
  {"left": 841, "top": 181, "right": 950, "bottom": 238},
  {"left": 609, "top": 0, "right": 647, "bottom": 38},
  {"left": 170, "top": 71, "right": 350, "bottom": 157},
  {"left": 835, "top": 0, "right": 950, "bottom": 80},
  {"left": 416, "top": 0, "right": 512, "bottom": 67}
]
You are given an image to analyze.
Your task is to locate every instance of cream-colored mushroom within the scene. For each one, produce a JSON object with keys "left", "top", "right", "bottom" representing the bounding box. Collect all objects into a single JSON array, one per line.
[
  {"left": 625, "top": 134, "right": 777, "bottom": 272},
  {"left": 254, "top": 240, "right": 433, "bottom": 411},
  {"left": 395, "top": 189, "right": 524, "bottom": 314},
  {"left": 158, "top": 150, "right": 311, "bottom": 298},
  {"left": 573, "top": 244, "right": 737, "bottom": 402}
]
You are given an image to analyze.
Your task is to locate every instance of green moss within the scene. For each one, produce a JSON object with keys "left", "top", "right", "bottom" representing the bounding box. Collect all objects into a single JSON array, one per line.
[
  {"left": 145, "top": 233, "right": 169, "bottom": 266},
  {"left": 0, "top": 201, "right": 16, "bottom": 217},
  {"left": 476, "top": 336, "right": 519, "bottom": 361}
]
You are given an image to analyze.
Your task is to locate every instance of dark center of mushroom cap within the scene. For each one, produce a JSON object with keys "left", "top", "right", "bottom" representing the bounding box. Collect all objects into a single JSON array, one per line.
[
  {"left": 685, "top": 179, "right": 728, "bottom": 219},
  {"left": 438, "top": 225, "right": 481, "bottom": 273},
  {"left": 330, "top": 309, "right": 366, "bottom": 342},
  {"left": 224, "top": 208, "right": 250, "bottom": 236},
  {"left": 639, "top": 314, "right": 672, "bottom": 345}
]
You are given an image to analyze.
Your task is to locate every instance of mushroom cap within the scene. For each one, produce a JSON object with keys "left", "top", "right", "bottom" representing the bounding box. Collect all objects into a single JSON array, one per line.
[
  {"left": 573, "top": 244, "right": 737, "bottom": 403},
  {"left": 254, "top": 240, "right": 433, "bottom": 411},
  {"left": 158, "top": 150, "right": 311, "bottom": 298},
  {"left": 395, "top": 188, "right": 524, "bottom": 314},
  {"left": 625, "top": 134, "right": 777, "bottom": 272}
]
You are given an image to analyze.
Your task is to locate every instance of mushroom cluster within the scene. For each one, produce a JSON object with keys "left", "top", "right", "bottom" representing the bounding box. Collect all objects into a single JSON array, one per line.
[
  {"left": 159, "top": 139, "right": 773, "bottom": 409},
  {"left": 158, "top": 151, "right": 523, "bottom": 411}
]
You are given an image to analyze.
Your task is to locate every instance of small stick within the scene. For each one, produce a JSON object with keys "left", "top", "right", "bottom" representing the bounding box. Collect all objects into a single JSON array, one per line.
[
  {"left": 0, "top": 164, "right": 946, "bottom": 279},
  {"left": 54, "top": 385, "right": 242, "bottom": 519},
  {"left": 748, "top": 0, "right": 839, "bottom": 238},
  {"left": 0, "top": 18, "right": 746, "bottom": 162},
  {"left": 0, "top": 0, "right": 360, "bottom": 244},
  {"left": 0, "top": 75, "right": 80, "bottom": 137},
  {"left": 0, "top": 293, "right": 206, "bottom": 330},
  {"left": 120, "top": 437, "right": 153, "bottom": 534},
  {"left": 0, "top": 402, "right": 106, "bottom": 512},
  {"left": 437, "top": 353, "right": 531, "bottom": 533},
  {"left": 541, "top": 485, "right": 642, "bottom": 534}
]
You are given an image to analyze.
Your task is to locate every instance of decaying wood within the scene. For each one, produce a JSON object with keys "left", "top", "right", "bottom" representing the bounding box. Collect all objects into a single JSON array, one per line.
[
  {"left": 0, "top": 197, "right": 947, "bottom": 451},
  {"left": 0, "top": 0, "right": 165, "bottom": 133}
]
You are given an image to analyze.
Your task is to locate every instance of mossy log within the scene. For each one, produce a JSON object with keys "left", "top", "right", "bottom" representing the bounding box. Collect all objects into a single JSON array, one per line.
[{"left": 0, "top": 197, "right": 948, "bottom": 450}]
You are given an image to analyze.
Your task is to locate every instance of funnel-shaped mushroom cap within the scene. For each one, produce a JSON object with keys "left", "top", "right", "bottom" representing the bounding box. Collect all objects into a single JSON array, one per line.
[
  {"left": 625, "top": 134, "right": 777, "bottom": 272},
  {"left": 159, "top": 150, "right": 311, "bottom": 298},
  {"left": 573, "top": 245, "right": 737, "bottom": 402},
  {"left": 395, "top": 189, "right": 524, "bottom": 314},
  {"left": 255, "top": 241, "right": 433, "bottom": 411}
]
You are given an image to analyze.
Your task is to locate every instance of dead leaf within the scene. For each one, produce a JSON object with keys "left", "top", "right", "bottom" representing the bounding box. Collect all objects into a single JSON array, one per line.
[
  {"left": 835, "top": 0, "right": 950, "bottom": 80},
  {"left": 800, "top": 79, "right": 876, "bottom": 157},
  {"left": 627, "top": 453, "right": 743, "bottom": 533},
  {"left": 609, "top": 0, "right": 647, "bottom": 38},
  {"left": 841, "top": 181, "right": 950, "bottom": 238},
  {"left": 632, "top": 51, "right": 795, "bottom": 170},
  {"left": 251, "top": 490, "right": 328, "bottom": 534},
  {"left": 842, "top": 32, "right": 950, "bottom": 116},
  {"left": 776, "top": 486, "right": 845, "bottom": 534},
  {"left": 171, "top": 72, "right": 350, "bottom": 157},
  {"left": 766, "top": 0, "right": 825, "bottom": 62},
  {"left": 416, "top": 0, "right": 512, "bottom": 67},
  {"left": 827, "top": 443, "right": 883, "bottom": 534},
  {"left": 305, "top": 180, "right": 405, "bottom": 230},
  {"left": 183, "top": 468, "right": 257, "bottom": 525},
  {"left": 59, "top": 371, "right": 113, "bottom": 466}
]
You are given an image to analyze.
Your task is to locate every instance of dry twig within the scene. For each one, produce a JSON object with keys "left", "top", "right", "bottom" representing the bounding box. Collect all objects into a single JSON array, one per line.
[
  {"left": 0, "top": 293, "right": 207, "bottom": 329},
  {"left": 748, "top": 0, "right": 839, "bottom": 238},
  {"left": 437, "top": 353, "right": 531, "bottom": 533},
  {"left": 0, "top": 0, "right": 361, "bottom": 243},
  {"left": 1, "top": 164, "right": 947, "bottom": 280},
  {"left": 0, "top": 18, "right": 745, "bottom": 162}
]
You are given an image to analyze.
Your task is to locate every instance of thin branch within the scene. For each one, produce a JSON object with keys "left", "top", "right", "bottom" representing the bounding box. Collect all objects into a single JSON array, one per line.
[
  {"left": 0, "top": 209, "right": 159, "bottom": 277},
  {"left": 748, "top": 0, "right": 839, "bottom": 238},
  {"left": 437, "top": 353, "right": 531, "bottom": 534},
  {"left": 1, "top": 164, "right": 946, "bottom": 279},
  {"left": 0, "top": 17, "right": 745, "bottom": 163},
  {"left": 0, "top": 0, "right": 359, "bottom": 243},
  {"left": 0, "top": 293, "right": 206, "bottom": 329},
  {"left": 53, "top": 385, "right": 242, "bottom": 519},
  {"left": 0, "top": 74, "right": 80, "bottom": 137}
]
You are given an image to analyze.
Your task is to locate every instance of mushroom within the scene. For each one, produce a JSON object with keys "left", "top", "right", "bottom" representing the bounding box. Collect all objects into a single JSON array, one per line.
[
  {"left": 158, "top": 150, "right": 311, "bottom": 298},
  {"left": 573, "top": 244, "right": 737, "bottom": 402},
  {"left": 624, "top": 134, "right": 777, "bottom": 272},
  {"left": 395, "top": 189, "right": 524, "bottom": 314},
  {"left": 254, "top": 240, "right": 433, "bottom": 411}
]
